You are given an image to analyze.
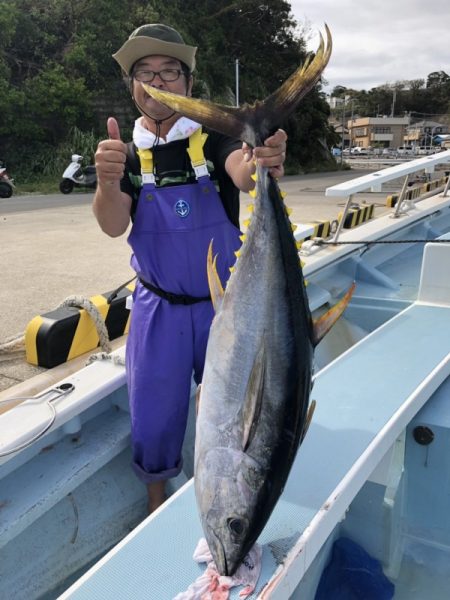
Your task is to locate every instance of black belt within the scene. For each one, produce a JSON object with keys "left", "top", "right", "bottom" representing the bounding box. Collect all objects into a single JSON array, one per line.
[{"left": 139, "top": 278, "right": 211, "bottom": 305}]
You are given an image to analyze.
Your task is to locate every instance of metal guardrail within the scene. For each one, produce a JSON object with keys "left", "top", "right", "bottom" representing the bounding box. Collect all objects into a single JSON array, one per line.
[{"left": 325, "top": 150, "right": 450, "bottom": 243}]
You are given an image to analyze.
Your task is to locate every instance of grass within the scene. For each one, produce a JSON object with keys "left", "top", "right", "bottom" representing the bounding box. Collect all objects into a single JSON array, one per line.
[
  {"left": 15, "top": 177, "right": 61, "bottom": 195},
  {"left": 12, "top": 159, "right": 345, "bottom": 195}
]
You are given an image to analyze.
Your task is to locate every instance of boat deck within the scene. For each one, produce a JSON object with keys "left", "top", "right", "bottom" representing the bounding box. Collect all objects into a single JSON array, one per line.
[{"left": 60, "top": 241, "right": 450, "bottom": 599}]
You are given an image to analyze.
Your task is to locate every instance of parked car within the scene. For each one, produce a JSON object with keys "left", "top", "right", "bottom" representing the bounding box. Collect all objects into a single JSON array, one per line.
[
  {"left": 416, "top": 146, "right": 436, "bottom": 155},
  {"left": 351, "top": 147, "right": 368, "bottom": 155},
  {"left": 397, "top": 146, "right": 414, "bottom": 156}
]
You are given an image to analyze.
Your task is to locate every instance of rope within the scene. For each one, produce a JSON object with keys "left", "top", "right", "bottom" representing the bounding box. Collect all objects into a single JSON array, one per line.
[
  {"left": 58, "top": 296, "right": 126, "bottom": 366},
  {"left": 315, "top": 239, "right": 450, "bottom": 246},
  {"left": 86, "top": 352, "right": 126, "bottom": 366},
  {"left": 0, "top": 333, "right": 25, "bottom": 360},
  {"left": 57, "top": 295, "right": 112, "bottom": 354},
  {"left": 56, "top": 295, "right": 126, "bottom": 365}
]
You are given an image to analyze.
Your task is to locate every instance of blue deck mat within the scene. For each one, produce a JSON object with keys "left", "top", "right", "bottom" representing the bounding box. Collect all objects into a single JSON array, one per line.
[{"left": 62, "top": 304, "right": 450, "bottom": 599}]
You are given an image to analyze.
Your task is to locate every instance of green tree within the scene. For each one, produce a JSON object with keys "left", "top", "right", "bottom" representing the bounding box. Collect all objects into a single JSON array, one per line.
[{"left": 1, "top": 0, "right": 336, "bottom": 178}]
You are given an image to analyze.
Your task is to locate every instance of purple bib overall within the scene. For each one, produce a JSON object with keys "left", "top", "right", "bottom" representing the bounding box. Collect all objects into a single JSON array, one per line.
[{"left": 126, "top": 130, "right": 241, "bottom": 483}]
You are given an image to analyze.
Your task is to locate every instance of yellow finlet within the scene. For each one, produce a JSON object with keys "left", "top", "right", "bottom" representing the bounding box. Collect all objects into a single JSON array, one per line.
[
  {"left": 249, "top": 188, "right": 257, "bottom": 198},
  {"left": 285, "top": 207, "right": 292, "bottom": 216},
  {"left": 280, "top": 190, "right": 287, "bottom": 199},
  {"left": 291, "top": 223, "right": 298, "bottom": 232},
  {"left": 240, "top": 234, "right": 247, "bottom": 243},
  {"left": 243, "top": 219, "right": 251, "bottom": 228},
  {"left": 234, "top": 250, "right": 241, "bottom": 258},
  {"left": 247, "top": 204, "right": 254, "bottom": 213},
  {"left": 229, "top": 266, "right": 235, "bottom": 273}
]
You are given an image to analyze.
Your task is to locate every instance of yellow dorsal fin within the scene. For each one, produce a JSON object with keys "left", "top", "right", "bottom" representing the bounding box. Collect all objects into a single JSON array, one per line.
[{"left": 207, "top": 241, "right": 225, "bottom": 313}]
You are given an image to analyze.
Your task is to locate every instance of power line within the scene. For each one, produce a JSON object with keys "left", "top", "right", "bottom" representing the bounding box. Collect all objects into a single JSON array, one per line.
[{"left": 409, "top": 111, "right": 450, "bottom": 118}]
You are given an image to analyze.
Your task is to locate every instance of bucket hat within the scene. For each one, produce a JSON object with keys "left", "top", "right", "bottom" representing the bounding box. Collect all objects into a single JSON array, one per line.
[{"left": 113, "top": 24, "right": 197, "bottom": 75}]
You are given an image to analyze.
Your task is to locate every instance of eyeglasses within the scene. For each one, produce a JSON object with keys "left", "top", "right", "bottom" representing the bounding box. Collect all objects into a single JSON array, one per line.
[{"left": 133, "top": 69, "right": 184, "bottom": 83}]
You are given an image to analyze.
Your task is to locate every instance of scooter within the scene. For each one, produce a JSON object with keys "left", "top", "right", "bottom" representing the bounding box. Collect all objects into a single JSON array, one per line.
[
  {"left": 0, "top": 162, "right": 15, "bottom": 198},
  {"left": 60, "top": 154, "right": 97, "bottom": 194}
]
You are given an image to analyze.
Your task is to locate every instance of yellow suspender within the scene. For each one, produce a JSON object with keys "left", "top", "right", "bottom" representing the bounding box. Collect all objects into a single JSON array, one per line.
[
  {"left": 137, "top": 127, "right": 209, "bottom": 184},
  {"left": 136, "top": 148, "right": 155, "bottom": 184},
  {"left": 187, "top": 127, "right": 209, "bottom": 178}
]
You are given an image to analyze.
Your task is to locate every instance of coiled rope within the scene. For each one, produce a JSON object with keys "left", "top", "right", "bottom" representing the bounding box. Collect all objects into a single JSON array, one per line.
[{"left": 57, "top": 295, "right": 125, "bottom": 366}]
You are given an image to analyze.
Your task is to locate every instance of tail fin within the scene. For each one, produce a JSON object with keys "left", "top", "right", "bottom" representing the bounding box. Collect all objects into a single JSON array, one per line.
[{"left": 142, "top": 25, "right": 332, "bottom": 146}]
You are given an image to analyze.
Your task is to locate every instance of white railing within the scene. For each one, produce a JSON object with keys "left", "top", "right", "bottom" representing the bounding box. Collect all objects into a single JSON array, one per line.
[{"left": 325, "top": 150, "right": 450, "bottom": 243}]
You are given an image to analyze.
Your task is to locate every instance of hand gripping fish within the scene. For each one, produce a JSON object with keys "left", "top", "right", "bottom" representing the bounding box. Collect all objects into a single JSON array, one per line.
[{"left": 143, "top": 26, "right": 353, "bottom": 576}]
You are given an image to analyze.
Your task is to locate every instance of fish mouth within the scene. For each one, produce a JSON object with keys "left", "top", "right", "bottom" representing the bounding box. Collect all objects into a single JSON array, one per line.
[{"left": 210, "top": 530, "right": 229, "bottom": 575}]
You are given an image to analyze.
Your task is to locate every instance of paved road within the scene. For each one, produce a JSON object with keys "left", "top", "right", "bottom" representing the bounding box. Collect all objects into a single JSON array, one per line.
[{"left": 1, "top": 167, "right": 400, "bottom": 391}]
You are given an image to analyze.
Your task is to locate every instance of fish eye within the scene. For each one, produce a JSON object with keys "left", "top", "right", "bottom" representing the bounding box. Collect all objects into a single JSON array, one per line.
[{"left": 227, "top": 518, "right": 245, "bottom": 536}]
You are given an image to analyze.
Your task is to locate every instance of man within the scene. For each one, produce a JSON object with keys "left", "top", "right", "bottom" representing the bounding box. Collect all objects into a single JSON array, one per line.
[{"left": 94, "top": 24, "right": 287, "bottom": 512}]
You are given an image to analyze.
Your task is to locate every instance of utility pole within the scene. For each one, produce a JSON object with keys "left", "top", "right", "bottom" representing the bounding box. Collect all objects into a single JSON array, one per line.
[
  {"left": 235, "top": 59, "right": 239, "bottom": 107},
  {"left": 349, "top": 98, "right": 354, "bottom": 150},
  {"left": 391, "top": 88, "right": 396, "bottom": 117},
  {"left": 340, "top": 97, "right": 346, "bottom": 165}
]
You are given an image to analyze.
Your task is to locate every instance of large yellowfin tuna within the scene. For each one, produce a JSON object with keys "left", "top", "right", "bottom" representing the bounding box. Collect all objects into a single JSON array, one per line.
[{"left": 143, "top": 26, "right": 351, "bottom": 576}]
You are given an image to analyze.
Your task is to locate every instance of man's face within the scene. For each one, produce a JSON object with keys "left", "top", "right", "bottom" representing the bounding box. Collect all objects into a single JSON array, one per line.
[{"left": 132, "top": 55, "right": 192, "bottom": 121}]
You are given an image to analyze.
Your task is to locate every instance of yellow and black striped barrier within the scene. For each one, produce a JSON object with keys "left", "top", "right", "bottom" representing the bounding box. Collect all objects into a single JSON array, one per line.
[
  {"left": 310, "top": 220, "right": 331, "bottom": 239},
  {"left": 338, "top": 204, "right": 374, "bottom": 228},
  {"left": 25, "top": 283, "right": 134, "bottom": 368},
  {"left": 387, "top": 175, "right": 449, "bottom": 207},
  {"left": 295, "top": 220, "right": 332, "bottom": 247}
]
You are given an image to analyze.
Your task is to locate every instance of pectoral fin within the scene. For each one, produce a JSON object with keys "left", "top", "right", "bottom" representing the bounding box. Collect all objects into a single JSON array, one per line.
[
  {"left": 242, "top": 338, "right": 266, "bottom": 452},
  {"left": 195, "top": 384, "right": 202, "bottom": 417},
  {"left": 313, "top": 283, "right": 355, "bottom": 345},
  {"left": 207, "top": 241, "right": 224, "bottom": 312}
]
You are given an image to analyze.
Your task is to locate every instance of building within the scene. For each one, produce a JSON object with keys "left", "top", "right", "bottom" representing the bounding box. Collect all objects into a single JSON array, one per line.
[
  {"left": 435, "top": 134, "right": 450, "bottom": 149},
  {"left": 348, "top": 116, "right": 410, "bottom": 149},
  {"left": 404, "top": 120, "right": 449, "bottom": 147}
]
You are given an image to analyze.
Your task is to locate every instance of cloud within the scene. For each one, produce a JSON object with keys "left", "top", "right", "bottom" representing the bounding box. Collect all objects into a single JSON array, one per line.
[{"left": 290, "top": 0, "right": 450, "bottom": 91}]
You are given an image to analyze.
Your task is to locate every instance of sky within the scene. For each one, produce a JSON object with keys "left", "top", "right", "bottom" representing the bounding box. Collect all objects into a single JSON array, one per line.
[{"left": 290, "top": 0, "right": 450, "bottom": 94}]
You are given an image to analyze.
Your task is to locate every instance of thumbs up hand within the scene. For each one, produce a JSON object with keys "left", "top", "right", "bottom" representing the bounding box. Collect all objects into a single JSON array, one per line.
[
  {"left": 95, "top": 117, "right": 128, "bottom": 186},
  {"left": 107, "top": 117, "right": 122, "bottom": 141}
]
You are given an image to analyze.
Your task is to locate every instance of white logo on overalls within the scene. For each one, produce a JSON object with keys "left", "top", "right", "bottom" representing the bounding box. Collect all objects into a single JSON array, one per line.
[{"left": 174, "top": 199, "right": 190, "bottom": 218}]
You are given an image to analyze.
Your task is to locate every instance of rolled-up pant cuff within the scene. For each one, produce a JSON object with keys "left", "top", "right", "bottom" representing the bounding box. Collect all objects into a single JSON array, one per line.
[{"left": 131, "top": 457, "right": 183, "bottom": 484}]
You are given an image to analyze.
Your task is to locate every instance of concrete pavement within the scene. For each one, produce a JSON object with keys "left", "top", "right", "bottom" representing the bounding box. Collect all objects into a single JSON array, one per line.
[{"left": 0, "top": 168, "right": 400, "bottom": 395}]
